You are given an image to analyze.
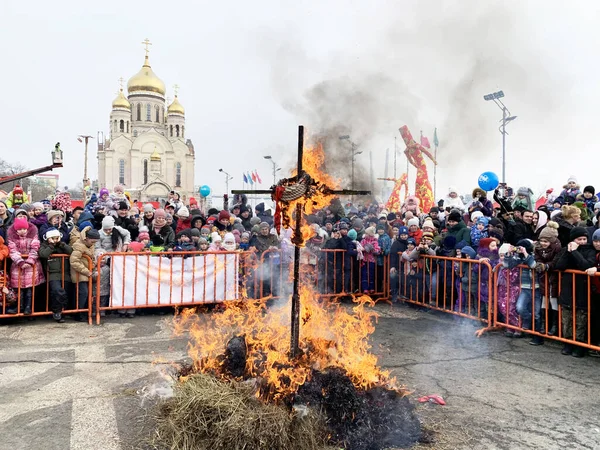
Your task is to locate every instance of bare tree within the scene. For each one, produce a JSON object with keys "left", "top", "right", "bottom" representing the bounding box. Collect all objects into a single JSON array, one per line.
[{"left": 0, "top": 158, "right": 31, "bottom": 193}]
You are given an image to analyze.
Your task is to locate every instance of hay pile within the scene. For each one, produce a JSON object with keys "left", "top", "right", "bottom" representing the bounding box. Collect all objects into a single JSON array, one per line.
[{"left": 152, "top": 373, "right": 326, "bottom": 450}]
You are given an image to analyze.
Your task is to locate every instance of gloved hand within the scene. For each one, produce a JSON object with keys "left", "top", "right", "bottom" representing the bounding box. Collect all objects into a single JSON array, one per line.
[
  {"left": 364, "top": 244, "right": 373, "bottom": 253},
  {"left": 535, "top": 263, "right": 546, "bottom": 273}
]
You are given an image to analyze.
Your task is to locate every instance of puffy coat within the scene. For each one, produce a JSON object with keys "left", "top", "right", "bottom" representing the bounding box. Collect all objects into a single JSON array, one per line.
[
  {"left": 39, "top": 241, "right": 72, "bottom": 282},
  {"left": 7, "top": 225, "right": 45, "bottom": 288},
  {"left": 553, "top": 244, "right": 596, "bottom": 310},
  {"left": 96, "top": 225, "right": 131, "bottom": 253},
  {"left": 70, "top": 227, "right": 96, "bottom": 283},
  {"left": 38, "top": 220, "right": 70, "bottom": 245},
  {"left": 0, "top": 236, "right": 9, "bottom": 262},
  {"left": 445, "top": 221, "right": 471, "bottom": 245},
  {"left": 149, "top": 224, "right": 175, "bottom": 248}
]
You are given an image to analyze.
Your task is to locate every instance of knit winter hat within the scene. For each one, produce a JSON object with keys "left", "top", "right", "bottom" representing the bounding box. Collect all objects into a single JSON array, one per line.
[
  {"left": 447, "top": 210, "right": 462, "bottom": 223},
  {"left": 218, "top": 210, "right": 231, "bottom": 221},
  {"left": 455, "top": 240, "right": 467, "bottom": 250},
  {"left": 102, "top": 216, "right": 115, "bottom": 230},
  {"left": 32, "top": 202, "right": 44, "bottom": 210},
  {"left": 211, "top": 232, "right": 222, "bottom": 242},
  {"left": 364, "top": 226, "right": 376, "bottom": 237},
  {"left": 461, "top": 246, "right": 477, "bottom": 259},
  {"left": 538, "top": 221, "right": 559, "bottom": 242},
  {"left": 12, "top": 185, "right": 23, "bottom": 195},
  {"left": 488, "top": 228, "right": 504, "bottom": 242},
  {"left": 398, "top": 226, "right": 409, "bottom": 235},
  {"left": 516, "top": 239, "right": 534, "bottom": 254},
  {"left": 47, "top": 210, "right": 64, "bottom": 222},
  {"left": 407, "top": 238, "right": 416, "bottom": 246},
  {"left": 387, "top": 212, "right": 396, "bottom": 221},
  {"left": 422, "top": 219, "right": 435, "bottom": 230},
  {"left": 250, "top": 217, "right": 261, "bottom": 226},
  {"left": 13, "top": 209, "right": 28, "bottom": 218},
  {"left": 190, "top": 228, "right": 201, "bottom": 237},
  {"left": 498, "top": 243, "right": 512, "bottom": 255},
  {"left": 376, "top": 224, "right": 386, "bottom": 231},
  {"left": 86, "top": 229, "right": 100, "bottom": 240},
  {"left": 569, "top": 226, "right": 588, "bottom": 242},
  {"left": 143, "top": 203, "right": 154, "bottom": 213},
  {"left": 117, "top": 201, "right": 128, "bottom": 211},
  {"left": 154, "top": 208, "right": 166, "bottom": 219},
  {"left": 422, "top": 231, "right": 434, "bottom": 241},
  {"left": 429, "top": 206, "right": 440, "bottom": 213},
  {"left": 584, "top": 185, "right": 595, "bottom": 195},
  {"left": 442, "top": 235, "right": 456, "bottom": 249},
  {"left": 352, "top": 218, "right": 364, "bottom": 229},
  {"left": 567, "top": 175, "right": 578, "bottom": 184},
  {"left": 407, "top": 218, "right": 420, "bottom": 228},
  {"left": 471, "top": 211, "right": 484, "bottom": 222},
  {"left": 198, "top": 237, "right": 208, "bottom": 245},
  {"left": 20, "top": 203, "right": 33, "bottom": 212},
  {"left": 129, "top": 241, "right": 145, "bottom": 252},
  {"left": 517, "top": 187, "right": 530, "bottom": 196},
  {"left": 78, "top": 221, "right": 93, "bottom": 231},
  {"left": 338, "top": 222, "right": 349, "bottom": 230},
  {"left": 593, "top": 229, "right": 600, "bottom": 241},
  {"left": 478, "top": 238, "right": 494, "bottom": 251},
  {"left": 99, "top": 188, "right": 110, "bottom": 197},
  {"left": 138, "top": 231, "right": 150, "bottom": 241},
  {"left": 476, "top": 217, "right": 489, "bottom": 226},
  {"left": 44, "top": 227, "right": 61, "bottom": 240},
  {"left": 177, "top": 206, "right": 190, "bottom": 218},
  {"left": 13, "top": 216, "right": 28, "bottom": 230},
  {"left": 348, "top": 229, "right": 357, "bottom": 240}
]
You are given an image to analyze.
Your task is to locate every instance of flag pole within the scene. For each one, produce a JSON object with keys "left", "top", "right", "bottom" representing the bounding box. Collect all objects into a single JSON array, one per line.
[{"left": 433, "top": 127, "right": 439, "bottom": 202}]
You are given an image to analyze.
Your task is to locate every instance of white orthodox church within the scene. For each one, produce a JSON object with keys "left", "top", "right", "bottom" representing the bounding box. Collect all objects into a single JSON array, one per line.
[{"left": 97, "top": 41, "right": 195, "bottom": 202}]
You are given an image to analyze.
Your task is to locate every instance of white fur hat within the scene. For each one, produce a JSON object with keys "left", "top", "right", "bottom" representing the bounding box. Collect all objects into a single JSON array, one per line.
[
  {"left": 471, "top": 211, "right": 484, "bottom": 222},
  {"left": 211, "top": 232, "right": 222, "bottom": 242},
  {"left": 407, "top": 218, "right": 420, "bottom": 228}
]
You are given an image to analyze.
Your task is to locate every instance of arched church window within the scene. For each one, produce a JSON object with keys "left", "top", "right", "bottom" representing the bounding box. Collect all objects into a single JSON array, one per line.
[
  {"left": 143, "top": 159, "right": 148, "bottom": 185},
  {"left": 113, "top": 120, "right": 117, "bottom": 133},
  {"left": 119, "top": 120, "right": 124, "bottom": 132},
  {"left": 136, "top": 103, "right": 141, "bottom": 121},
  {"left": 155, "top": 105, "right": 160, "bottom": 123},
  {"left": 160, "top": 107, "right": 164, "bottom": 123},
  {"left": 126, "top": 121, "right": 129, "bottom": 133},
  {"left": 175, "top": 124, "right": 180, "bottom": 137},
  {"left": 176, "top": 162, "right": 181, "bottom": 187},
  {"left": 182, "top": 125, "right": 185, "bottom": 139},
  {"left": 119, "top": 159, "right": 125, "bottom": 185},
  {"left": 146, "top": 104, "right": 151, "bottom": 121},
  {"left": 170, "top": 125, "right": 173, "bottom": 137}
]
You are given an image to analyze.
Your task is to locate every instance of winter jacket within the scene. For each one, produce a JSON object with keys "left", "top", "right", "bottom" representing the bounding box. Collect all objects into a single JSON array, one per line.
[
  {"left": 408, "top": 246, "right": 437, "bottom": 274},
  {"left": 115, "top": 216, "right": 140, "bottom": 242},
  {"left": 38, "top": 221, "right": 70, "bottom": 245},
  {"left": 409, "top": 229, "right": 423, "bottom": 246},
  {"left": 360, "top": 235, "right": 380, "bottom": 264},
  {"left": 0, "top": 212, "right": 14, "bottom": 240},
  {"left": 149, "top": 224, "right": 175, "bottom": 248},
  {"left": 0, "top": 236, "right": 9, "bottom": 262},
  {"left": 7, "top": 225, "right": 45, "bottom": 288},
  {"left": 576, "top": 193, "right": 599, "bottom": 214},
  {"left": 70, "top": 227, "right": 96, "bottom": 283},
  {"left": 505, "top": 219, "right": 535, "bottom": 246},
  {"left": 389, "top": 239, "right": 408, "bottom": 270},
  {"left": 445, "top": 221, "right": 471, "bottom": 245},
  {"left": 554, "top": 214, "right": 576, "bottom": 248},
  {"left": 376, "top": 233, "right": 392, "bottom": 266},
  {"left": 5, "top": 192, "right": 29, "bottom": 209},
  {"left": 533, "top": 240, "right": 562, "bottom": 298},
  {"left": 39, "top": 241, "right": 72, "bottom": 282},
  {"left": 470, "top": 228, "right": 488, "bottom": 248},
  {"left": 249, "top": 233, "right": 280, "bottom": 255},
  {"left": 553, "top": 244, "right": 596, "bottom": 309},
  {"left": 96, "top": 225, "right": 131, "bottom": 253},
  {"left": 503, "top": 253, "right": 538, "bottom": 289},
  {"left": 30, "top": 213, "right": 47, "bottom": 229},
  {"left": 175, "top": 217, "right": 192, "bottom": 235}
]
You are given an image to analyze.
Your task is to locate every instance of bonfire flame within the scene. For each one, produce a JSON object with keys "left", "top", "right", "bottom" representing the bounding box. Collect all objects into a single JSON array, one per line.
[{"left": 173, "top": 287, "right": 396, "bottom": 403}]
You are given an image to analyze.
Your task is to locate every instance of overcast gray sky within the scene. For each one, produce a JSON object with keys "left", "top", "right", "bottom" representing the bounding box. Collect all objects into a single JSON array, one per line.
[{"left": 1, "top": 0, "right": 598, "bottom": 202}]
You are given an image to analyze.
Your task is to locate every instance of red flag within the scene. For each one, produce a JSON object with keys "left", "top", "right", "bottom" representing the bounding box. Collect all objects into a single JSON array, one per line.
[
  {"left": 255, "top": 170, "right": 262, "bottom": 184},
  {"left": 420, "top": 136, "right": 431, "bottom": 149},
  {"left": 251, "top": 171, "right": 257, "bottom": 182}
]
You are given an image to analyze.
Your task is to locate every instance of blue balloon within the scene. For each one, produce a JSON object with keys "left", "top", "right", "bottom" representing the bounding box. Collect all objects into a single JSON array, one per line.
[
  {"left": 478, "top": 172, "right": 499, "bottom": 192},
  {"left": 199, "top": 185, "right": 211, "bottom": 198}
]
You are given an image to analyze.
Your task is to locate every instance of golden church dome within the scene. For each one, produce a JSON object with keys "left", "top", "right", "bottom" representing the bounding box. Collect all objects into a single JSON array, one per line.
[
  {"left": 167, "top": 95, "right": 185, "bottom": 115},
  {"left": 150, "top": 148, "right": 161, "bottom": 161},
  {"left": 127, "top": 55, "right": 166, "bottom": 95},
  {"left": 111, "top": 88, "right": 131, "bottom": 109}
]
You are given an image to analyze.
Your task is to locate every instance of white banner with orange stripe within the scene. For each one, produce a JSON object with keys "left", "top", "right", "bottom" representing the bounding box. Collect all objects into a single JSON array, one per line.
[{"left": 110, "top": 253, "right": 239, "bottom": 307}]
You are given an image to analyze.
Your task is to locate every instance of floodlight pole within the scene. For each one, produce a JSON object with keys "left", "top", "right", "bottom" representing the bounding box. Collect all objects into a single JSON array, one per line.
[{"left": 484, "top": 91, "right": 515, "bottom": 184}]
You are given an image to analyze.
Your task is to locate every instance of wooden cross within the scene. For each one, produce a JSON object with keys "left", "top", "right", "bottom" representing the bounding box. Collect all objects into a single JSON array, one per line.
[
  {"left": 232, "top": 126, "right": 370, "bottom": 357},
  {"left": 141, "top": 38, "right": 152, "bottom": 56}
]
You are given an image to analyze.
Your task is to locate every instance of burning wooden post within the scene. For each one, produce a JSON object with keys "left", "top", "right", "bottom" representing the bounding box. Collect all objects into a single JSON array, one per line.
[{"left": 232, "top": 125, "right": 370, "bottom": 357}]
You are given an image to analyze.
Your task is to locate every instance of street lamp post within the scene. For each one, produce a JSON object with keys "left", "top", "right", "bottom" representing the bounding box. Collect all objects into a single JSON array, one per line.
[
  {"left": 218, "top": 168, "right": 233, "bottom": 196},
  {"left": 339, "top": 135, "right": 363, "bottom": 202},
  {"left": 263, "top": 155, "right": 281, "bottom": 185},
  {"left": 77, "top": 135, "right": 94, "bottom": 203},
  {"left": 483, "top": 91, "right": 517, "bottom": 184}
]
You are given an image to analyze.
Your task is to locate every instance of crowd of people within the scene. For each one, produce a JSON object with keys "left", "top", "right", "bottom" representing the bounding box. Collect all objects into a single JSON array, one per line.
[{"left": 0, "top": 177, "right": 599, "bottom": 358}]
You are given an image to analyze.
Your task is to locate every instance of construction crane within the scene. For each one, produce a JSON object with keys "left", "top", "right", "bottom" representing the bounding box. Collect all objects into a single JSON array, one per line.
[{"left": 0, "top": 143, "right": 63, "bottom": 186}]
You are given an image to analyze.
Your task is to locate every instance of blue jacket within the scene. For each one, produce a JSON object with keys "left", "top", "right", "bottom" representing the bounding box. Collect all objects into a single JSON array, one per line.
[{"left": 503, "top": 253, "right": 538, "bottom": 289}]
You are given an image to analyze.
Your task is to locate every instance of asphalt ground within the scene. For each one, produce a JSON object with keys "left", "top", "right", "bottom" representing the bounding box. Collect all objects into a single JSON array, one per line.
[{"left": 0, "top": 303, "right": 598, "bottom": 450}]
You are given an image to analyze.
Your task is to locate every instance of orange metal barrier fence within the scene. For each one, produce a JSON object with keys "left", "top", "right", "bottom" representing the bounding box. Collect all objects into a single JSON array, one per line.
[{"left": 0, "top": 254, "right": 94, "bottom": 324}]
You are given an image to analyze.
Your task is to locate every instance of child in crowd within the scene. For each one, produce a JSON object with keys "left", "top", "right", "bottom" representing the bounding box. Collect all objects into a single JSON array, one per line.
[
  {"left": 173, "top": 229, "right": 196, "bottom": 252},
  {"left": 533, "top": 221, "right": 562, "bottom": 335},
  {"left": 70, "top": 227, "right": 99, "bottom": 321},
  {"left": 128, "top": 241, "right": 145, "bottom": 252},
  {"left": 8, "top": 217, "right": 45, "bottom": 315},
  {"left": 150, "top": 235, "right": 165, "bottom": 253},
  {"left": 577, "top": 186, "right": 598, "bottom": 217},
  {"left": 239, "top": 232, "right": 250, "bottom": 251},
  {"left": 39, "top": 227, "right": 72, "bottom": 322},
  {"left": 558, "top": 176, "right": 581, "bottom": 201},
  {"left": 137, "top": 230, "right": 150, "bottom": 249},
  {"left": 402, "top": 238, "right": 417, "bottom": 298},
  {"left": 360, "top": 226, "right": 381, "bottom": 294},
  {"left": 108, "top": 184, "right": 130, "bottom": 215},
  {"left": 200, "top": 225, "right": 212, "bottom": 242},
  {"left": 30, "top": 202, "right": 48, "bottom": 229},
  {"left": 209, "top": 232, "right": 223, "bottom": 251},
  {"left": 470, "top": 217, "right": 489, "bottom": 248},
  {"left": 190, "top": 228, "right": 201, "bottom": 249},
  {"left": 198, "top": 237, "right": 210, "bottom": 252},
  {"left": 222, "top": 233, "right": 238, "bottom": 251},
  {"left": 497, "top": 243, "right": 522, "bottom": 336},
  {"left": 456, "top": 246, "right": 478, "bottom": 315},
  {"left": 503, "top": 239, "right": 543, "bottom": 345},
  {"left": 407, "top": 218, "right": 422, "bottom": 245},
  {"left": 96, "top": 188, "right": 111, "bottom": 211}
]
